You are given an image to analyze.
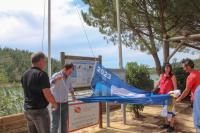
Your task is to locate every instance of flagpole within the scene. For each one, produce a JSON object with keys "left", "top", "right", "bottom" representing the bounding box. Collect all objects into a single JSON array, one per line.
[
  {"left": 116, "top": 0, "right": 126, "bottom": 125},
  {"left": 48, "top": 0, "right": 51, "bottom": 77},
  {"left": 116, "top": 0, "right": 123, "bottom": 69}
]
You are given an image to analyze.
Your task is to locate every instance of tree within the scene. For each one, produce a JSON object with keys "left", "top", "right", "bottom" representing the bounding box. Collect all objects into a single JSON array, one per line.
[
  {"left": 0, "top": 70, "right": 8, "bottom": 84},
  {"left": 126, "top": 62, "right": 153, "bottom": 118},
  {"left": 126, "top": 62, "right": 153, "bottom": 91},
  {"left": 81, "top": 0, "right": 200, "bottom": 74},
  {"left": 173, "top": 67, "right": 189, "bottom": 92},
  {"left": 0, "top": 48, "right": 61, "bottom": 83}
]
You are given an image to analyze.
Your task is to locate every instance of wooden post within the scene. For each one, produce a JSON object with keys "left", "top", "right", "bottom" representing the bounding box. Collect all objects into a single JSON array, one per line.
[
  {"left": 60, "top": 52, "right": 65, "bottom": 68},
  {"left": 98, "top": 55, "right": 103, "bottom": 128},
  {"left": 122, "top": 104, "right": 126, "bottom": 124}
]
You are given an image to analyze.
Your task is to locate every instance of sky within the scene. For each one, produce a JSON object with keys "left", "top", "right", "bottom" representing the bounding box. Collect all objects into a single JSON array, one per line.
[{"left": 0, "top": 0, "right": 199, "bottom": 68}]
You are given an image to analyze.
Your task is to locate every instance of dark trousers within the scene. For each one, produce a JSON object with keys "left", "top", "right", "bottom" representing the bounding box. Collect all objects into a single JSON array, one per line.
[
  {"left": 51, "top": 103, "right": 68, "bottom": 133},
  {"left": 24, "top": 108, "right": 50, "bottom": 133}
]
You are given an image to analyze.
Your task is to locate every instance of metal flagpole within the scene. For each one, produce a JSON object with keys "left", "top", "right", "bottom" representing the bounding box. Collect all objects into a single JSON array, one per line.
[
  {"left": 47, "top": 0, "right": 54, "bottom": 130},
  {"left": 116, "top": 0, "right": 123, "bottom": 69},
  {"left": 116, "top": 0, "right": 126, "bottom": 125},
  {"left": 48, "top": 0, "right": 51, "bottom": 77},
  {"left": 106, "top": 0, "right": 125, "bottom": 127}
]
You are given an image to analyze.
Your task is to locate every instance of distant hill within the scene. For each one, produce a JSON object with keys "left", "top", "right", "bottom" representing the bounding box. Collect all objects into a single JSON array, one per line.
[{"left": 0, "top": 48, "right": 61, "bottom": 84}]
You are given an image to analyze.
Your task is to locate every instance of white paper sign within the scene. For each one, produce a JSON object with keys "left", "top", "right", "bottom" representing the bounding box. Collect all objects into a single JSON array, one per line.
[
  {"left": 68, "top": 102, "right": 99, "bottom": 132},
  {"left": 65, "top": 60, "right": 96, "bottom": 88}
]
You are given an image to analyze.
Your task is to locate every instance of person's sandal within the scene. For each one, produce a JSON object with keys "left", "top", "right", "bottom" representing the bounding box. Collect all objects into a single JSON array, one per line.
[
  {"left": 167, "top": 126, "right": 175, "bottom": 132},
  {"left": 160, "top": 124, "right": 170, "bottom": 129}
]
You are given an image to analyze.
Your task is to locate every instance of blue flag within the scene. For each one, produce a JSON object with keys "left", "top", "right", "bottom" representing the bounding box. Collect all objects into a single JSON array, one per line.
[{"left": 79, "top": 63, "right": 171, "bottom": 105}]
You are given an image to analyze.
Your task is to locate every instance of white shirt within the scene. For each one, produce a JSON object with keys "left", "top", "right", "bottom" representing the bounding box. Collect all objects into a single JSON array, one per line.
[{"left": 50, "top": 71, "right": 74, "bottom": 103}]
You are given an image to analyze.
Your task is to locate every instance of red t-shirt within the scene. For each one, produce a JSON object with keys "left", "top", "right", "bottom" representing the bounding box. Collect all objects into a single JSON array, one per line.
[
  {"left": 159, "top": 74, "right": 174, "bottom": 94},
  {"left": 186, "top": 70, "right": 200, "bottom": 101}
]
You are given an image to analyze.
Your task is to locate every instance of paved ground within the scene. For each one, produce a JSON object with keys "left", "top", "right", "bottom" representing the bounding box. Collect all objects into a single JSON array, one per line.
[{"left": 74, "top": 102, "right": 195, "bottom": 133}]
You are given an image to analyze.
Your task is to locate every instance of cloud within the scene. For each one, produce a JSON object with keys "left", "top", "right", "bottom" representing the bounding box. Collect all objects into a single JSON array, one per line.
[
  {"left": 0, "top": 0, "right": 43, "bottom": 15},
  {"left": 0, "top": 14, "right": 41, "bottom": 44},
  {"left": 0, "top": 0, "right": 47, "bottom": 48},
  {"left": 0, "top": 0, "right": 199, "bottom": 68}
]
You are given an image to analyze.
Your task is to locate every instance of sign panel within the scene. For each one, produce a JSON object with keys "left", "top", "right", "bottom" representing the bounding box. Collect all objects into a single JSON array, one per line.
[
  {"left": 68, "top": 102, "right": 99, "bottom": 132},
  {"left": 65, "top": 59, "right": 96, "bottom": 88}
]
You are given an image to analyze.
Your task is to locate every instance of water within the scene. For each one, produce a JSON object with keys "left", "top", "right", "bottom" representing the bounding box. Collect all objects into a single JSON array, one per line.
[
  {"left": 0, "top": 73, "right": 158, "bottom": 116},
  {"left": 0, "top": 86, "right": 23, "bottom": 116},
  {"left": 0, "top": 86, "right": 92, "bottom": 116},
  {"left": 150, "top": 74, "right": 159, "bottom": 82}
]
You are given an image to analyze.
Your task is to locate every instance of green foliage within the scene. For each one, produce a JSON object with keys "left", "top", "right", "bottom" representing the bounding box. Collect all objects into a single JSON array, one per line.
[
  {"left": 0, "top": 86, "right": 23, "bottom": 116},
  {"left": 194, "top": 60, "right": 200, "bottom": 70},
  {"left": 125, "top": 62, "right": 153, "bottom": 118},
  {"left": 127, "top": 104, "right": 144, "bottom": 118},
  {"left": 0, "top": 48, "right": 61, "bottom": 83},
  {"left": 82, "top": 0, "right": 200, "bottom": 74},
  {"left": 82, "top": 0, "right": 200, "bottom": 50},
  {"left": 173, "top": 67, "right": 189, "bottom": 94},
  {"left": 126, "top": 62, "right": 154, "bottom": 91},
  {"left": 0, "top": 48, "right": 61, "bottom": 116},
  {"left": 0, "top": 70, "right": 9, "bottom": 84}
]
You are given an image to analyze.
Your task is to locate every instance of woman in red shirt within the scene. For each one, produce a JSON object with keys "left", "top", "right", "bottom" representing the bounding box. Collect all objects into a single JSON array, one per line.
[{"left": 154, "top": 63, "right": 177, "bottom": 132}]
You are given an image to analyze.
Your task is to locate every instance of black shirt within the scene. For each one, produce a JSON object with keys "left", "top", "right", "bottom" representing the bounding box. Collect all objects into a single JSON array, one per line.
[{"left": 21, "top": 67, "right": 50, "bottom": 110}]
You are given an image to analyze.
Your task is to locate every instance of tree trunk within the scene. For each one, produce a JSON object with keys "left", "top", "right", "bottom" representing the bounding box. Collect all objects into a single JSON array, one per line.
[
  {"left": 159, "top": 0, "right": 170, "bottom": 64},
  {"left": 133, "top": 108, "right": 140, "bottom": 118},
  {"left": 152, "top": 53, "right": 162, "bottom": 75},
  {"left": 163, "top": 39, "right": 169, "bottom": 64}
]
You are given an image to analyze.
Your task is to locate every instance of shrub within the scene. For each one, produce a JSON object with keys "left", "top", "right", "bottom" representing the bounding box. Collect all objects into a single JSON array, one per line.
[
  {"left": 173, "top": 67, "right": 189, "bottom": 99},
  {"left": 126, "top": 62, "right": 153, "bottom": 118}
]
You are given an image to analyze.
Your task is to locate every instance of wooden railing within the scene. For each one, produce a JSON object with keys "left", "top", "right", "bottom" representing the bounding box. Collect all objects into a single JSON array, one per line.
[
  {"left": 0, "top": 103, "right": 120, "bottom": 133},
  {"left": 0, "top": 113, "right": 27, "bottom": 133}
]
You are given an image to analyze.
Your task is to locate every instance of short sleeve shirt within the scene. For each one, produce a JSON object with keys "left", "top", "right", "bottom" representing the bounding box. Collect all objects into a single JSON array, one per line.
[
  {"left": 50, "top": 71, "right": 74, "bottom": 103},
  {"left": 21, "top": 67, "right": 50, "bottom": 110},
  {"left": 186, "top": 70, "right": 200, "bottom": 101},
  {"left": 159, "top": 74, "right": 174, "bottom": 94}
]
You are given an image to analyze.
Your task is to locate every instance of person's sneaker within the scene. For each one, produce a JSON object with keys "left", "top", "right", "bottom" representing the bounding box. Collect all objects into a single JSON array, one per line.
[
  {"left": 167, "top": 126, "right": 175, "bottom": 132},
  {"left": 160, "top": 124, "right": 170, "bottom": 129}
]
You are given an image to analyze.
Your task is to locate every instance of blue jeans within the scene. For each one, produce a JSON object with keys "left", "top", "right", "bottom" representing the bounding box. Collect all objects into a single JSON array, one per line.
[
  {"left": 51, "top": 103, "right": 68, "bottom": 133},
  {"left": 193, "top": 86, "right": 200, "bottom": 131},
  {"left": 24, "top": 108, "right": 50, "bottom": 133}
]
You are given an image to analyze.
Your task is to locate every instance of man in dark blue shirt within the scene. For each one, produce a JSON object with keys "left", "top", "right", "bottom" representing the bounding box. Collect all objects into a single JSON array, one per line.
[{"left": 21, "top": 52, "right": 57, "bottom": 133}]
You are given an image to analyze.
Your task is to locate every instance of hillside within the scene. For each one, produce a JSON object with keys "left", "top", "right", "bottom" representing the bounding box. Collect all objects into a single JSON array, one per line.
[{"left": 0, "top": 48, "right": 61, "bottom": 84}]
